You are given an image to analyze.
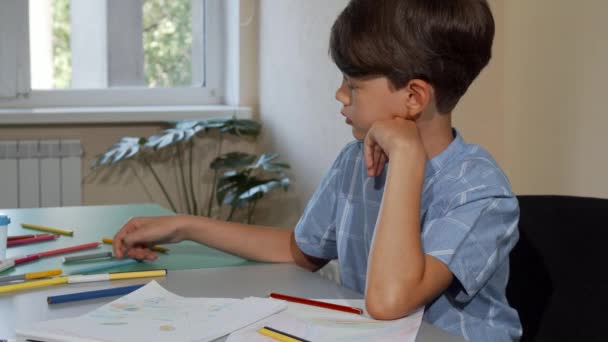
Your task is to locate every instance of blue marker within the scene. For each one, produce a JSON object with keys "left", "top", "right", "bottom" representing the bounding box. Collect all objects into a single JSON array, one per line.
[{"left": 47, "top": 283, "right": 145, "bottom": 304}]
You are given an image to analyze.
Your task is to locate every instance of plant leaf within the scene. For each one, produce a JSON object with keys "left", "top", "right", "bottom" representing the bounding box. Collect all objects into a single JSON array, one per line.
[
  {"left": 204, "top": 116, "right": 261, "bottom": 137},
  {"left": 93, "top": 136, "right": 146, "bottom": 167},
  {"left": 210, "top": 152, "right": 257, "bottom": 170},
  {"left": 216, "top": 173, "right": 249, "bottom": 206},
  {"left": 145, "top": 120, "right": 204, "bottom": 150}
]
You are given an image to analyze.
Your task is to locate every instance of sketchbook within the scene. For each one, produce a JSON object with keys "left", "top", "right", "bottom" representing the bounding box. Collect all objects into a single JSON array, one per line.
[
  {"left": 227, "top": 299, "right": 424, "bottom": 342},
  {"left": 16, "top": 281, "right": 287, "bottom": 342}
]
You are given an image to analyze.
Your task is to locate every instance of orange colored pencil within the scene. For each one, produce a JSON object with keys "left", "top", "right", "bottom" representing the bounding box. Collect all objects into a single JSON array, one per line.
[{"left": 268, "top": 292, "right": 363, "bottom": 315}]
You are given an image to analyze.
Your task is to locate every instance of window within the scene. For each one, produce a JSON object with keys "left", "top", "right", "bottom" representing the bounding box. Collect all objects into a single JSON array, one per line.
[{"left": 0, "top": 0, "right": 231, "bottom": 109}]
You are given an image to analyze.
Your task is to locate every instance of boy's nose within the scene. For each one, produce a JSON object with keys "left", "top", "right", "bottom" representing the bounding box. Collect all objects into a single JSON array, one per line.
[{"left": 335, "top": 82, "right": 350, "bottom": 106}]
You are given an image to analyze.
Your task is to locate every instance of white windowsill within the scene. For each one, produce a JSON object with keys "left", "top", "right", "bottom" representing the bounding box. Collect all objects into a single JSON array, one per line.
[{"left": 0, "top": 105, "right": 252, "bottom": 125}]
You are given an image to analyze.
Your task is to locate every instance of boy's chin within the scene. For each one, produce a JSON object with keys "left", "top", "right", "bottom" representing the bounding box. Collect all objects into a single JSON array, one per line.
[{"left": 352, "top": 128, "right": 367, "bottom": 141}]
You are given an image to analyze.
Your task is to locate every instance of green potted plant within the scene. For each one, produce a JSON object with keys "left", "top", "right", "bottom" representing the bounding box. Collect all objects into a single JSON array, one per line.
[{"left": 92, "top": 117, "right": 290, "bottom": 224}]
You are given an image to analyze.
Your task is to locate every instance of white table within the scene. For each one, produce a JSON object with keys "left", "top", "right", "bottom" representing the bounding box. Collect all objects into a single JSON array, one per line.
[{"left": 0, "top": 264, "right": 463, "bottom": 341}]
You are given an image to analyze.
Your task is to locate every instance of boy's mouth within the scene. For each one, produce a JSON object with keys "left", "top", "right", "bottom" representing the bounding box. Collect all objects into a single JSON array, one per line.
[{"left": 341, "top": 112, "right": 352, "bottom": 125}]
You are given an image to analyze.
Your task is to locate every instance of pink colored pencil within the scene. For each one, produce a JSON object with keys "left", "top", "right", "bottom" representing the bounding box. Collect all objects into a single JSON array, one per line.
[
  {"left": 7, "top": 235, "right": 36, "bottom": 241},
  {"left": 14, "top": 254, "right": 41, "bottom": 265},
  {"left": 7, "top": 234, "right": 58, "bottom": 247},
  {"left": 35, "top": 242, "right": 100, "bottom": 258}
]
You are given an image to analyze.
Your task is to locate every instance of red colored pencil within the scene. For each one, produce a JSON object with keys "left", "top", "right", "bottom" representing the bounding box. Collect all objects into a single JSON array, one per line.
[
  {"left": 35, "top": 242, "right": 100, "bottom": 258},
  {"left": 269, "top": 292, "right": 364, "bottom": 315},
  {"left": 14, "top": 254, "right": 41, "bottom": 265},
  {"left": 7, "top": 235, "right": 36, "bottom": 241},
  {"left": 7, "top": 234, "right": 58, "bottom": 247}
]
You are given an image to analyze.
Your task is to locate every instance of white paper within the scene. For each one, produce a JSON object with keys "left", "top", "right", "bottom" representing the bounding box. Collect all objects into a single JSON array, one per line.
[
  {"left": 227, "top": 299, "right": 424, "bottom": 342},
  {"left": 17, "top": 281, "right": 287, "bottom": 342}
]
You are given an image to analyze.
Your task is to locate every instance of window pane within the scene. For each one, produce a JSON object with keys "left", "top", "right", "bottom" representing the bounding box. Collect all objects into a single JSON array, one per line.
[
  {"left": 29, "top": 0, "right": 72, "bottom": 90},
  {"left": 143, "top": 0, "right": 193, "bottom": 88},
  {"left": 29, "top": 0, "right": 201, "bottom": 90}
]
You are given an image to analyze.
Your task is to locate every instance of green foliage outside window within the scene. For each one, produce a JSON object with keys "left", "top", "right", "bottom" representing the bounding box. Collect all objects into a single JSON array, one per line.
[
  {"left": 143, "top": 0, "right": 192, "bottom": 87},
  {"left": 51, "top": 0, "right": 193, "bottom": 88},
  {"left": 52, "top": 0, "right": 71, "bottom": 88}
]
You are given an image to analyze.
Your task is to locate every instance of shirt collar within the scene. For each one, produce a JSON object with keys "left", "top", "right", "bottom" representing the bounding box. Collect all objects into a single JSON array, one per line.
[{"left": 424, "top": 128, "right": 465, "bottom": 180}]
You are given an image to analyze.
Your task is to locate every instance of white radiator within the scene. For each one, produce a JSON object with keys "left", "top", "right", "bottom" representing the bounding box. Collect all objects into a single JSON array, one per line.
[{"left": 0, "top": 139, "right": 83, "bottom": 209}]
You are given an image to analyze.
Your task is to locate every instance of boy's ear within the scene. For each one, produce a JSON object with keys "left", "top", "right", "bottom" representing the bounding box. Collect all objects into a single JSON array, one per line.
[{"left": 402, "top": 79, "right": 432, "bottom": 119}]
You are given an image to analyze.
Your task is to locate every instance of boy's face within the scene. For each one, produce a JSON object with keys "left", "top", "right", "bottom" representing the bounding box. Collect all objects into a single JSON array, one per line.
[{"left": 336, "top": 75, "right": 409, "bottom": 140}]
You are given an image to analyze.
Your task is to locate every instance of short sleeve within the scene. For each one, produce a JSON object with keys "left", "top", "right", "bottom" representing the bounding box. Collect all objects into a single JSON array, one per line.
[
  {"left": 293, "top": 151, "right": 347, "bottom": 260},
  {"left": 422, "top": 187, "right": 519, "bottom": 302}
]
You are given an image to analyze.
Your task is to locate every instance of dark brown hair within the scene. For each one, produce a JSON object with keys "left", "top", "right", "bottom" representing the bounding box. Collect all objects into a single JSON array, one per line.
[{"left": 330, "top": 0, "right": 494, "bottom": 113}]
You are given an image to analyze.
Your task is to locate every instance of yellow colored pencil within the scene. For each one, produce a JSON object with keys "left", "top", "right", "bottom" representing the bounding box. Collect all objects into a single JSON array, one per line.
[
  {"left": 0, "top": 269, "right": 62, "bottom": 284},
  {"left": 25, "top": 269, "right": 63, "bottom": 280},
  {"left": 0, "top": 276, "right": 68, "bottom": 294},
  {"left": 21, "top": 223, "right": 74, "bottom": 236},
  {"left": 109, "top": 269, "right": 167, "bottom": 280},
  {"left": 102, "top": 237, "right": 169, "bottom": 253},
  {"left": 258, "top": 327, "right": 309, "bottom": 342}
]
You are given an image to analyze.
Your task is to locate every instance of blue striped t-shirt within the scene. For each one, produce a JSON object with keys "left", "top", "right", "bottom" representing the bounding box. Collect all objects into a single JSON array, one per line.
[{"left": 294, "top": 130, "right": 522, "bottom": 341}]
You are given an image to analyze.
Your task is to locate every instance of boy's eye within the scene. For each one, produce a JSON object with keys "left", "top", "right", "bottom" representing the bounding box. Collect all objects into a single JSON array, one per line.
[{"left": 343, "top": 75, "right": 356, "bottom": 90}]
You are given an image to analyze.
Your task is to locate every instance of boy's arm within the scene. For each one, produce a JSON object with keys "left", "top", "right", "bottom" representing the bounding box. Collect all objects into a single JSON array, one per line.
[
  {"left": 180, "top": 216, "right": 329, "bottom": 270},
  {"left": 114, "top": 215, "right": 292, "bottom": 263},
  {"left": 114, "top": 215, "right": 329, "bottom": 270},
  {"left": 363, "top": 119, "right": 453, "bottom": 320}
]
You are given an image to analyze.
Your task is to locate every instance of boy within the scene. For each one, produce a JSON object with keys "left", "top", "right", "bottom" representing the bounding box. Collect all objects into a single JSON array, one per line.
[{"left": 113, "top": 0, "right": 521, "bottom": 340}]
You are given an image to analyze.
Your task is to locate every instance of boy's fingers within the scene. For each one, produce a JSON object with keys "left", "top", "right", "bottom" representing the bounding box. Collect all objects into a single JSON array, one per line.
[
  {"left": 364, "top": 140, "right": 374, "bottom": 170},
  {"left": 127, "top": 247, "right": 156, "bottom": 261},
  {"left": 113, "top": 230, "right": 127, "bottom": 259},
  {"left": 364, "top": 144, "right": 376, "bottom": 175},
  {"left": 113, "top": 225, "right": 135, "bottom": 259},
  {"left": 373, "top": 145, "right": 382, "bottom": 175},
  {"left": 377, "top": 153, "right": 387, "bottom": 175}
]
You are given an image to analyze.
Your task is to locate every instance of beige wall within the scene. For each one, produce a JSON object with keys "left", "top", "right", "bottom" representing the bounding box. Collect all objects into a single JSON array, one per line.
[
  {"left": 503, "top": 0, "right": 608, "bottom": 197},
  {"left": 0, "top": 124, "right": 255, "bottom": 219},
  {"left": 0, "top": 124, "right": 166, "bottom": 206},
  {"left": 454, "top": 0, "right": 505, "bottom": 164}
]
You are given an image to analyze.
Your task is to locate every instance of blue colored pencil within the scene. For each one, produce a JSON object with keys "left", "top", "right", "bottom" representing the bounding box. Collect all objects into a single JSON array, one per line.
[
  {"left": 47, "top": 284, "right": 145, "bottom": 304},
  {"left": 68, "top": 259, "right": 138, "bottom": 275}
]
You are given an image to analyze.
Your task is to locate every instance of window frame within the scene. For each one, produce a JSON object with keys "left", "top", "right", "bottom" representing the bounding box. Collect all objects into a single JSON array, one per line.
[{"left": 0, "top": 0, "right": 230, "bottom": 110}]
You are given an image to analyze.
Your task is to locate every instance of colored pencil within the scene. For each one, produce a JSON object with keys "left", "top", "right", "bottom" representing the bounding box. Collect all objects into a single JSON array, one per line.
[
  {"left": 62, "top": 251, "right": 113, "bottom": 263},
  {"left": 47, "top": 284, "right": 145, "bottom": 304},
  {"left": 7, "top": 235, "right": 35, "bottom": 241},
  {"left": 67, "top": 269, "right": 167, "bottom": 284},
  {"left": 268, "top": 293, "right": 364, "bottom": 315},
  {"left": 102, "top": 237, "right": 169, "bottom": 253},
  {"left": 20, "top": 223, "right": 74, "bottom": 236},
  {"left": 14, "top": 254, "right": 40, "bottom": 265},
  {"left": 7, "top": 234, "right": 58, "bottom": 247},
  {"left": 69, "top": 259, "right": 137, "bottom": 275},
  {"left": 36, "top": 242, "right": 100, "bottom": 258},
  {"left": 258, "top": 326, "right": 310, "bottom": 342},
  {"left": 0, "top": 276, "right": 68, "bottom": 294},
  {"left": 0, "top": 269, "right": 62, "bottom": 284},
  {"left": 0, "top": 270, "right": 166, "bottom": 294},
  {"left": 0, "top": 259, "right": 15, "bottom": 272}
]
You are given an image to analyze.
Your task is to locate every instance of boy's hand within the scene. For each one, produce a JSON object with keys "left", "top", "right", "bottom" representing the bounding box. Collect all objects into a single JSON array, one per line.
[
  {"left": 113, "top": 215, "right": 185, "bottom": 260},
  {"left": 363, "top": 117, "right": 425, "bottom": 177}
]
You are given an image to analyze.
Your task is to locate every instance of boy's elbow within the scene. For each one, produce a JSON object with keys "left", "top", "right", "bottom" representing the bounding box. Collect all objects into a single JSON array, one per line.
[{"left": 365, "top": 291, "right": 420, "bottom": 320}]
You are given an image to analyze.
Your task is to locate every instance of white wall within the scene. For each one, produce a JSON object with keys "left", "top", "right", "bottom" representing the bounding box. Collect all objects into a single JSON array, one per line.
[{"left": 256, "top": 0, "right": 352, "bottom": 227}]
